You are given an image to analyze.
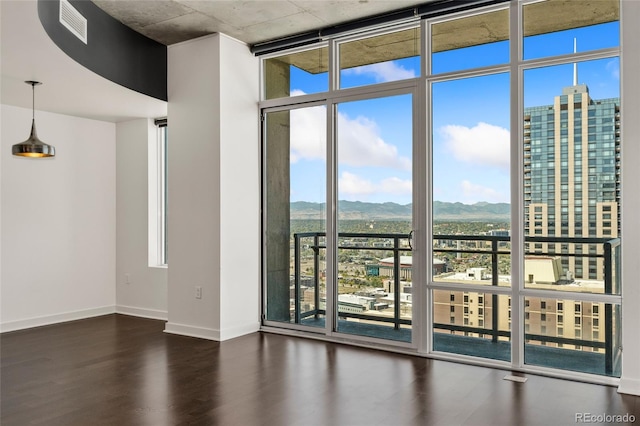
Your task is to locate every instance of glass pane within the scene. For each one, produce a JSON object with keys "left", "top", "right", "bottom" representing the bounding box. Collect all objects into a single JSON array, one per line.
[
  {"left": 339, "top": 28, "right": 420, "bottom": 89},
  {"left": 335, "top": 94, "right": 413, "bottom": 342},
  {"left": 433, "top": 290, "right": 511, "bottom": 361},
  {"left": 524, "top": 297, "right": 621, "bottom": 377},
  {"left": 264, "top": 106, "right": 327, "bottom": 327},
  {"left": 523, "top": 59, "right": 620, "bottom": 295},
  {"left": 523, "top": 0, "right": 619, "bottom": 60},
  {"left": 432, "top": 73, "right": 511, "bottom": 286},
  {"left": 431, "top": 9, "right": 509, "bottom": 74},
  {"left": 264, "top": 46, "right": 328, "bottom": 100}
]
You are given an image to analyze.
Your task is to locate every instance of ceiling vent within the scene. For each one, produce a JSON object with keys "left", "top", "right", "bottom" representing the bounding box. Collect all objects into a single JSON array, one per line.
[{"left": 59, "top": 0, "right": 87, "bottom": 44}]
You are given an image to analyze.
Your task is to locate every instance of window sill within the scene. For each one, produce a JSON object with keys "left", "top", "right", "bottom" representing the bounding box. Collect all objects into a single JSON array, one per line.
[{"left": 149, "top": 264, "right": 168, "bottom": 269}]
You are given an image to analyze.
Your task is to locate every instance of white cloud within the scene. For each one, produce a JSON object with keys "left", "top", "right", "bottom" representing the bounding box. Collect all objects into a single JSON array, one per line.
[
  {"left": 339, "top": 172, "right": 412, "bottom": 199},
  {"left": 379, "top": 176, "right": 412, "bottom": 194},
  {"left": 460, "top": 180, "right": 504, "bottom": 203},
  {"left": 290, "top": 106, "right": 326, "bottom": 163},
  {"left": 440, "top": 122, "right": 510, "bottom": 169},
  {"left": 337, "top": 114, "right": 411, "bottom": 170},
  {"left": 339, "top": 172, "right": 375, "bottom": 197},
  {"left": 288, "top": 97, "right": 410, "bottom": 170},
  {"left": 343, "top": 61, "right": 416, "bottom": 83}
]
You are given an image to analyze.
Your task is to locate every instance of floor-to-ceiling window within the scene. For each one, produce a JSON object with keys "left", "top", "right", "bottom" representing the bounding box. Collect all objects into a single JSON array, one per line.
[
  {"left": 260, "top": 0, "right": 621, "bottom": 382},
  {"left": 519, "top": 0, "right": 621, "bottom": 376}
]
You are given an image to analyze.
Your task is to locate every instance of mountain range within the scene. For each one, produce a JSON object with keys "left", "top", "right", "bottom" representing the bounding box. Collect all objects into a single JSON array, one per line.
[{"left": 290, "top": 200, "right": 510, "bottom": 220}]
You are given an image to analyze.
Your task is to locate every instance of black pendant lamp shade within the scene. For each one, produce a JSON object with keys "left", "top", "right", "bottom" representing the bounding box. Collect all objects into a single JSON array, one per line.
[{"left": 12, "top": 81, "right": 56, "bottom": 158}]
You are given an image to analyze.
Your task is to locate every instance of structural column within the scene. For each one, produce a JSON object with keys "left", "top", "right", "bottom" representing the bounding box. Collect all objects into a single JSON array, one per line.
[{"left": 165, "top": 33, "right": 260, "bottom": 341}]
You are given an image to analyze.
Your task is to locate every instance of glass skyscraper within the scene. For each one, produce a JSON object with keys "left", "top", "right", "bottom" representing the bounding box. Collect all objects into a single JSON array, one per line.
[{"left": 524, "top": 84, "right": 620, "bottom": 280}]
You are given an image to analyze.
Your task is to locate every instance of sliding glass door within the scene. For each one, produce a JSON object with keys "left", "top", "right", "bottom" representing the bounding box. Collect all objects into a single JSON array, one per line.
[
  {"left": 263, "top": 91, "right": 415, "bottom": 346},
  {"left": 334, "top": 93, "right": 414, "bottom": 343}
]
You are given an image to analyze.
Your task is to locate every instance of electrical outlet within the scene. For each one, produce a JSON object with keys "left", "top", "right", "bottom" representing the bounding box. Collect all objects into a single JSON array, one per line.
[
  {"left": 125, "top": 273, "right": 131, "bottom": 285},
  {"left": 195, "top": 286, "right": 202, "bottom": 299}
]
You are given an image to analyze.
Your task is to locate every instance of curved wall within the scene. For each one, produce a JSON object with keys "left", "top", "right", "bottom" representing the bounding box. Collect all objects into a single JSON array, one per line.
[{"left": 38, "top": 0, "right": 167, "bottom": 101}]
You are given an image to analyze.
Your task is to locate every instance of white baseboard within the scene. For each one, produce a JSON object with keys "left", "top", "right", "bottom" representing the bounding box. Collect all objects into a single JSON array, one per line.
[
  {"left": 618, "top": 378, "right": 640, "bottom": 396},
  {"left": 164, "top": 322, "right": 221, "bottom": 341},
  {"left": 163, "top": 320, "right": 260, "bottom": 342},
  {"left": 116, "top": 305, "right": 168, "bottom": 321},
  {"left": 0, "top": 305, "right": 116, "bottom": 333},
  {"left": 219, "top": 321, "right": 260, "bottom": 341}
]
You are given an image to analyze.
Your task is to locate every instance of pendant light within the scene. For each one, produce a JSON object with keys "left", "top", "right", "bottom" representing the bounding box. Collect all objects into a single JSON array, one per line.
[{"left": 12, "top": 81, "right": 56, "bottom": 158}]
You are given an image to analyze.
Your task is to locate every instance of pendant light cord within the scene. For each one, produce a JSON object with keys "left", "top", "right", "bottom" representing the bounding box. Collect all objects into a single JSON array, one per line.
[{"left": 31, "top": 82, "right": 35, "bottom": 121}]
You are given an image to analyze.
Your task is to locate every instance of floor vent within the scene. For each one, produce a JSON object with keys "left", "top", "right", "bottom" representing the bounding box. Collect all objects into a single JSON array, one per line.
[{"left": 59, "top": 0, "right": 87, "bottom": 44}]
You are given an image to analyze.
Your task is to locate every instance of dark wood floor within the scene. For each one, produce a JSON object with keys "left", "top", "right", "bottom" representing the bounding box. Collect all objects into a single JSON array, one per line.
[{"left": 1, "top": 314, "right": 638, "bottom": 426}]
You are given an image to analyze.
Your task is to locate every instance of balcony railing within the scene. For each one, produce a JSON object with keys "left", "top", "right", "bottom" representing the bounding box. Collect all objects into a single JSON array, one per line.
[
  {"left": 293, "top": 232, "right": 411, "bottom": 329},
  {"left": 288, "top": 232, "right": 621, "bottom": 375}
]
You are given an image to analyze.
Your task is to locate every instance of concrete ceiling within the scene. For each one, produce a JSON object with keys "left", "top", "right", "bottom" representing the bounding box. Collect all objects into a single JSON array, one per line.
[
  {"left": 1, "top": 0, "right": 619, "bottom": 123},
  {"left": 1, "top": 0, "right": 430, "bottom": 123},
  {"left": 91, "top": 0, "right": 430, "bottom": 46}
]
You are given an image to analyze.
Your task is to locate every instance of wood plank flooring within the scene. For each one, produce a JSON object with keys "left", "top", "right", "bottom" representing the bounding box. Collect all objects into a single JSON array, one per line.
[{"left": 1, "top": 314, "right": 638, "bottom": 425}]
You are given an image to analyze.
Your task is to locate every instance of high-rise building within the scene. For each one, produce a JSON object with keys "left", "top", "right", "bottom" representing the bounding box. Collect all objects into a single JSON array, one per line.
[{"left": 524, "top": 83, "right": 620, "bottom": 280}]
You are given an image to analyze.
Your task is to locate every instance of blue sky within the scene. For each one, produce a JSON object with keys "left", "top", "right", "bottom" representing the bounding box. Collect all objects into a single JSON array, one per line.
[{"left": 287, "top": 21, "right": 620, "bottom": 206}]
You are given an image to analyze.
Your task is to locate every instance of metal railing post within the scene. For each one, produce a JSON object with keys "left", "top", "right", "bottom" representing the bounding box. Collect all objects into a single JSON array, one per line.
[
  {"left": 492, "top": 238, "right": 499, "bottom": 343},
  {"left": 604, "top": 240, "right": 612, "bottom": 295},
  {"left": 604, "top": 240, "right": 613, "bottom": 375},
  {"left": 393, "top": 236, "right": 401, "bottom": 330},
  {"left": 294, "top": 233, "right": 301, "bottom": 324},
  {"left": 314, "top": 234, "right": 320, "bottom": 319}
]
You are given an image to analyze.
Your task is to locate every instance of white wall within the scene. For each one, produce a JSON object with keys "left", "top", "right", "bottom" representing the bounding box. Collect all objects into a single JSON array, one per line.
[
  {"left": 165, "top": 34, "right": 260, "bottom": 340},
  {"left": 115, "top": 119, "right": 168, "bottom": 319},
  {"left": 218, "top": 35, "right": 261, "bottom": 340},
  {"left": 619, "top": 0, "right": 640, "bottom": 396},
  {"left": 0, "top": 104, "right": 116, "bottom": 331}
]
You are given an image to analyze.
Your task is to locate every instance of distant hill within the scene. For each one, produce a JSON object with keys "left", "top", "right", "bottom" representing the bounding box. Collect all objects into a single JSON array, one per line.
[
  {"left": 433, "top": 201, "right": 510, "bottom": 220},
  {"left": 290, "top": 200, "right": 510, "bottom": 220}
]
